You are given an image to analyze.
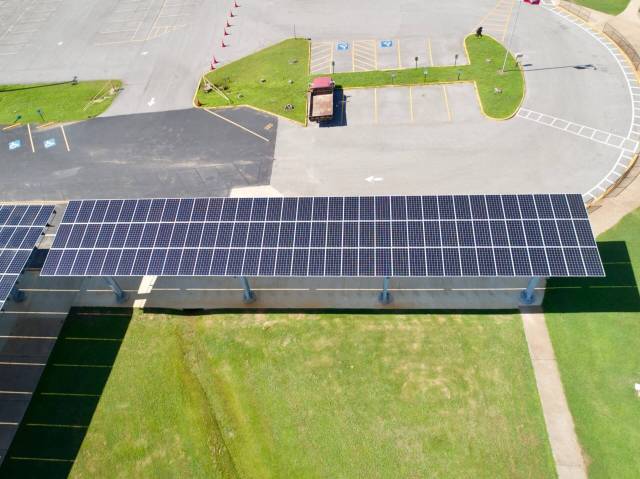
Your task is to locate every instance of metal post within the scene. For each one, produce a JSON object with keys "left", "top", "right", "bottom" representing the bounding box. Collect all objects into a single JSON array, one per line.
[
  {"left": 103, "top": 277, "right": 128, "bottom": 303},
  {"left": 240, "top": 276, "right": 256, "bottom": 303},
  {"left": 9, "top": 286, "right": 25, "bottom": 303},
  {"left": 378, "top": 277, "right": 392, "bottom": 305},
  {"left": 520, "top": 277, "right": 540, "bottom": 305},
  {"left": 501, "top": 0, "right": 524, "bottom": 73}
]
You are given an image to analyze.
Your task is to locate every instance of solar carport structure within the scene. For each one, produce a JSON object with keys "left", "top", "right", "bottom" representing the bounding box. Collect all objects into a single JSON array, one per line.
[
  {"left": 40, "top": 195, "right": 604, "bottom": 306},
  {"left": 0, "top": 205, "right": 54, "bottom": 310}
]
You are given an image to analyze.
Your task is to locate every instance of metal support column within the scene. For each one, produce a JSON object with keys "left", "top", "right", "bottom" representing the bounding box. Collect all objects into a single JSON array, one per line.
[
  {"left": 378, "top": 277, "right": 392, "bottom": 305},
  {"left": 240, "top": 276, "right": 256, "bottom": 304},
  {"left": 520, "top": 277, "right": 540, "bottom": 305},
  {"left": 103, "top": 277, "right": 128, "bottom": 303},
  {"left": 9, "top": 286, "right": 25, "bottom": 303}
]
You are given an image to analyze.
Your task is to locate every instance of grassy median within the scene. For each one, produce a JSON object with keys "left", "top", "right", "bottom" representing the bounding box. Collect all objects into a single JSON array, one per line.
[
  {"left": 196, "top": 35, "right": 524, "bottom": 122},
  {"left": 544, "top": 208, "right": 640, "bottom": 478},
  {"left": 573, "top": 0, "right": 630, "bottom": 15},
  {"left": 0, "top": 80, "right": 121, "bottom": 124},
  {"left": 64, "top": 310, "right": 555, "bottom": 478}
]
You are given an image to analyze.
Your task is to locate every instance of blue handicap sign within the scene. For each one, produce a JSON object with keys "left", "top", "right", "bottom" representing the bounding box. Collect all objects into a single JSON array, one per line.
[
  {"left": 44, "top": 138, "right": 56, "bottom": 149},
  {"left": 336, "top": 41, "right": 349, "bottom": 51},
  {"left": 8, "top": 139, "right": 21, "bottom": 150},
  {"left": 380, "top": 40, "right": 393, "bottom": 48}
]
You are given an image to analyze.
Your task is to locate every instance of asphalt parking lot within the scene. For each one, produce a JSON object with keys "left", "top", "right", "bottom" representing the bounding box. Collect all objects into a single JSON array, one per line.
[
  {"left": 0, "top": 107, "right": 277, "bottom": 201},
  {"left": 334, "top": 84, "right": 477, "bottom": 127}
]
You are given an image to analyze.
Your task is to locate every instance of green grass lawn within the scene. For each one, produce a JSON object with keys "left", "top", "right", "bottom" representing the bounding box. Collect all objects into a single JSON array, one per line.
[
  {"left": 196, "top": 38, "right": 310, "bottom": 123},
  {"left": 572, "top": 0, "right": 630, "bottom": 15},
  {"left": 67, "top": 311, "right": 555, "bottom": 478},
  {"left": 544, "top": 207, "right": 640, "bottom": 478},
  {"left": 0, "top": 80, "right": 122, "bottom": 124},
  {"left": 197, "top": 35, "right": 524, "bottom": 122}
]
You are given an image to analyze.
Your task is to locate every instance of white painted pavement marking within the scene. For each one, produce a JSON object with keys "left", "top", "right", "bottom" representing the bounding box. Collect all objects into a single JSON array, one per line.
[
  {"left": 147, "top": 97, "right": 156, "bottom": 107},
  {"left": 517, "top": 108, "right": 639, "bottom": 152},
  {"left": 365, "top": 176, "right": 383, "bottom": 183},
  {"left": 544, "top": 4, "right": 640, "bottom": 202},
  {"left": 60, "top": 124, "right": 70, "bottom": 152},
  {"left": 204, "top": 109, "right": 270, "bottom": 142}
]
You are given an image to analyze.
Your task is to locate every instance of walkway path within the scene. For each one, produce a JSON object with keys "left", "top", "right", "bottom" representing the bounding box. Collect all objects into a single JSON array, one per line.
[{"left": 520, "top": 307, "right": 587, "bottom": 479}]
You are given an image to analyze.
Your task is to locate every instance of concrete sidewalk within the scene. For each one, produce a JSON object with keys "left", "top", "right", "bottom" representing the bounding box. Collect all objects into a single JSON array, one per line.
[{"left": 521, "top": 308, "right": 587, "bottom": 479}]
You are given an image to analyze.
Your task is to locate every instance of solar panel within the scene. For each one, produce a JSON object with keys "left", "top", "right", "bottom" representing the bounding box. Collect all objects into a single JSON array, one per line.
[
  {"left": 40, "top": 196, "right": 604, "bottom": 278},
  {"left": 0, "top": 205, "right": 54, "bottom": 309}
]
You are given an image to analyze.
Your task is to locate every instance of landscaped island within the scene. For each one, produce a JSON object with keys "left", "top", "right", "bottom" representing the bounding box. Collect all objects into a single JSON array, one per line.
[{"left": 196, "top": 35, "right": 524, "bottom": 122}]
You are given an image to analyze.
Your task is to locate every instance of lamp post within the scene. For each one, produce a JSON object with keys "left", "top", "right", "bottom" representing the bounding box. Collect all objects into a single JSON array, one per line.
[
  {"left": 502, "top": 0, "right": 524, "bottom": 73},
  {"left": 414, "top": 56, "right": 418, "bottom": 68},
  {"left": 454, "top": 53, "right": 459, "bottom": 66}
]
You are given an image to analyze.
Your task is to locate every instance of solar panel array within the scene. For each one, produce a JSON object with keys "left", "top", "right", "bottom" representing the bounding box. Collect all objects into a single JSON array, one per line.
[
  {"left": 0, "top": 205, "right": 54, "bottom": 309},
  {"left": 41, "top": 195, "right": 604, "bottom": 279}
]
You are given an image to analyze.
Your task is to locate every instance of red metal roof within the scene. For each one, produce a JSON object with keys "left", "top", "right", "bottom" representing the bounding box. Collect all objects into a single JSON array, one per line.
[{"left": 311, "top": 77, "right": 333, "bottom": 89}]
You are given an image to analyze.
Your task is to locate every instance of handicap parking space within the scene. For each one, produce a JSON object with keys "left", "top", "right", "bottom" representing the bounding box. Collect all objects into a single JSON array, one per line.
[
  {"left": 376, "top": 38, "right": 400, "bottom": 70},
  {"left": 411, "top": 85, "right": 451, "bottom": 124},
  {"left": 443, "top": 83, "right": 483, "bottom": 122},
  {"left": 333, "top": 41, "right": 352, "bottom": 73},
  {"left": 1, "top": 126, "right": 32, "bottom": 156},
  {"left": 376, "top": 87, "right": 412, "bottom": 125},
  {"left": 399, "top": 37, "right": 431, "bottom": 70},
  {"left": 31, "top": 126, "right": 67, "bottom": 153}
]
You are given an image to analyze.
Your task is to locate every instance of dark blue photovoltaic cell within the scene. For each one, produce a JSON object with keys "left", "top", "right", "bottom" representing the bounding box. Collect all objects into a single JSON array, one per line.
[
  {"left": 359, "top": 248, "right": 374, "bottom": 276},
  {"left": 546, "top": 248, "right": 568, "bottom": 276},
  {"left": 391, "top": 196, "right": 407, "bottom": 220},
  {"left": 259, "top": 249, "right": 277, "bottom": 276},
  {"left": 470, "top": 195, "right": 488, "bottom": 219},
  {"left": 518, "top": 195, "right": 538, "bottom": 219},
  {"left": 422, "top": 196, "right": 438, "bottom": 219},
  {"left": 393, "top": 248, "right": 409, "bottom": 276},
  {"left": 494, "top": 248, "right": 514, "bottom": 276},
  {"left": 0, "top": 204, "right": 53, "bottom": 308},
  {"left": 581, "top": 247, "right": 604, "bottom": 276},
  {"left": 328, "top": 197, "right": 343, "bottom": 221},
  {"left": 477, "top": 248, "right": 496, "bottom": 276},
  {"left": 454, "top": 196, "right": 472, "bottom": 219},
  {"left": 40, "top": 196, "right": 603, "bottom": 278},
  {"left": 460, "top": 248, "right": 478, "bottom": 275},
  {"left": 409, "top": 248, "right": 426, "bottom": 275},
  {"left": 406, "top": 196, "right": 422, "bottom": 220},
  {"left": 486, "top": 195, "right": 504, "bottom": 219},
  {"left": 551, "top": 195, "right": 571, "bottom": 218},
  {"left": 443, "top": 248, "right": 461, "bottom": 276},
  {"left": 438, "top": 196, "right": 455, "bottom": 219},
  {"left": 426, "top": 248, "right": 444, "bottom": 276}
]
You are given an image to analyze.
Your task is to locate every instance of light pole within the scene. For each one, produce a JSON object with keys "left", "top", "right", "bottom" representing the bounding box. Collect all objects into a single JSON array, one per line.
[
  {"left": 454, "top": 53, "right": 459, "bottom": 66},
  {"left": 414, "top": 56, "right": 418, "bottom": 68},
  {"left": 502, "top": 0, "right": 524, "bottom": 73}
]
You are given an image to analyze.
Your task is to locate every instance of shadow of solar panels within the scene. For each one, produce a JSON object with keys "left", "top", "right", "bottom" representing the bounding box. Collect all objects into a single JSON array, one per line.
[
  {"left": 544, "top": 241, "right": 640, "bottom": 313},
  {"left": 40, "top": 195, "right": 605, "bottom": 279},
  {"left": 0, "top": 308, "right": 133, "bottom": 479}
]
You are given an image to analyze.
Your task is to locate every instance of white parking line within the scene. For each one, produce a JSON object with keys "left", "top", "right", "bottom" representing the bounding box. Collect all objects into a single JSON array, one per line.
[{"left": 204, "top": 109, "right": 270, "bottom": 142}]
